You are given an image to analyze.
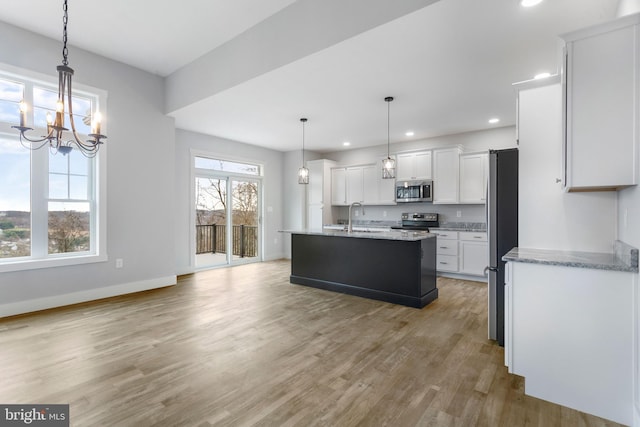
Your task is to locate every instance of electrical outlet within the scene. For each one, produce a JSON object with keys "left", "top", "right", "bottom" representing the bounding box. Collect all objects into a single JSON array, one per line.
[
  {"left": 383, "top": 211, "right": 387, "bottom": 217},
  {"left": 355, "top": 210, "right": 360, "bottom": 217},
  {"left": 274, "top": 238, "right": 278, "bottom": 245},
  {"left": 115, "top": 258, "right": 123, "bottom": 269},
  {"left": 456, "top": 210, "right": 462, "bottom": 218}
]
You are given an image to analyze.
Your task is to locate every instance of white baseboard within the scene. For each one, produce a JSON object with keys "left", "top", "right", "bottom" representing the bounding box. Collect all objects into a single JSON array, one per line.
[
  {"left": 437, "top": 272, "right": 487, "bottom": 283},
  {"left": 0, "top": 276, "right": 176, "bottom": 318}
]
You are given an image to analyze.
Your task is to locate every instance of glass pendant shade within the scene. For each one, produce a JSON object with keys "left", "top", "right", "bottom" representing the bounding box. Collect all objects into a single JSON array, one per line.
[
  {"left": 298, "top": 166, "right": 310, "bottom": 184},
  {"left": 382, "top": 156, "right": 396, "bottom": 179}
]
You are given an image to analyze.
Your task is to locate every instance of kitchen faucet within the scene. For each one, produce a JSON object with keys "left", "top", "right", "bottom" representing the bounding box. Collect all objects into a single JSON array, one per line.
[{"left": 348, "top": 202, "right": 362, "bottom": 233}]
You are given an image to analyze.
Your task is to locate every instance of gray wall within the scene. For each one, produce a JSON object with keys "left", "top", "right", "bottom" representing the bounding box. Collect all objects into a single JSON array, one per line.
[
  {"left": 0, "top": 22, "right": 175, "bottom": 313},
  {"left": 174, "top": 129, "right": 286, "bottom": 274}
]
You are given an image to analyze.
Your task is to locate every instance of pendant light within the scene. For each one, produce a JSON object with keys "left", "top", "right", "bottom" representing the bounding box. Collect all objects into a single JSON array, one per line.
[
  {"left": 382, "top": 96, "right": 396, "bottom": 179},
  {"left": 12, "top": 0, "right": 106, "bottom": 157},
  {"left": 298, "top": 118, "right": 309, "bottom": 184}
]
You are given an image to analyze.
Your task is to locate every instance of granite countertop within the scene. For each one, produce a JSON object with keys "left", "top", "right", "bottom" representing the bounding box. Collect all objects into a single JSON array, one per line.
[
  {"left": 435, "top": 222, "right": 487, "bottom": 232},
  {"left": 280, "top": 229, "right": 436, "bottom": 242},
  {"left": 502, "top": 241, "right": 639, "bottom": 273}
]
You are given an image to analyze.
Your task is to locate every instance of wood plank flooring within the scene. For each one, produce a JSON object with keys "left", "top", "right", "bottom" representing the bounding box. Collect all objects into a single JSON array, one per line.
[{"left": 0, "top": 260, "right": 623, "bottom": 426}]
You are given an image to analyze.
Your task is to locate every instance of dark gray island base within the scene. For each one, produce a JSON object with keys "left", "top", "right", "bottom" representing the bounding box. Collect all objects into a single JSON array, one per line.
[{"left": 290, "top": 231, "right": 438, "bottom": 308}]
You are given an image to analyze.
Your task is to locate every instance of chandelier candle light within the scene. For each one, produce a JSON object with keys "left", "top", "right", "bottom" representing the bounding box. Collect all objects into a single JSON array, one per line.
[
  {"left": 382, "top": 96, "right": 396, "bottom": 179},
  {"left": 12, "top": 0, "right": 106, "bottom": 157},
  {"left": 298, "top": 118, "right": 309, "bottom": 184}
]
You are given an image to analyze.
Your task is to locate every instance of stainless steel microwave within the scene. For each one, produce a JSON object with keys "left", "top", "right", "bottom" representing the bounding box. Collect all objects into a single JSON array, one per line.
[{"left": 396, "top": 180, "right": 433, "bottom": 203}]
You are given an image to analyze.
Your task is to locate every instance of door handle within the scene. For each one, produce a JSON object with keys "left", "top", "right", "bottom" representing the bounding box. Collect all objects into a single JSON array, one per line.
[{"left": 487, "top": 266, "right": 498, "bottom": 273}]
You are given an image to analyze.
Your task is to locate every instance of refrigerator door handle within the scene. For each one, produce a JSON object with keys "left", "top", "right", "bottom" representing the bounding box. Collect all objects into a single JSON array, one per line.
[{"left": 487, "top": 266, "right": 499, "bottom": 272}]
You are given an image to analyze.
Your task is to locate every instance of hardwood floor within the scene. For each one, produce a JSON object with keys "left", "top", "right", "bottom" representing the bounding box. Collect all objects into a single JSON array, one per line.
[{"left": 0, "top": 260, "right": 623, "bottom": 426}]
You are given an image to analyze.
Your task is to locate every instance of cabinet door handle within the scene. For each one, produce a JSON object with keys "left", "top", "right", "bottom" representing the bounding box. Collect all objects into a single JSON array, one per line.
[
  {"left": 439, "top": 262, "right": 448, "bottom": 265},
  {"left": 439, "top": 246, "right": 448, "bottom": 249},
  {"left": 473, "top": 236, "right": 482, "bottom": 239}
]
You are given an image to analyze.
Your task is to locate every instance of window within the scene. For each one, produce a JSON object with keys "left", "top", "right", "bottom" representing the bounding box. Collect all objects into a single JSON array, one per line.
[
  {"left": 0, "top": 69, "right": 106, "bottom": 272},
  {"left": 194, "top": 156, "right": 261, "bottom": 176}
]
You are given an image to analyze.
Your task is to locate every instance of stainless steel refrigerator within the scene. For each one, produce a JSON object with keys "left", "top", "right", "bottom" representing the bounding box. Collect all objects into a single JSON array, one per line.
[{"left": 487, "top": 148, "right": 518, "bottom": 347}]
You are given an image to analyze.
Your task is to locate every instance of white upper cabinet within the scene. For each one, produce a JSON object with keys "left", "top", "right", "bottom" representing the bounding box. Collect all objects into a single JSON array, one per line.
[
  {"left": 331, "top": 168, "right": 347, "bottom": 205},
  {"left": 433, "top": 147, "right": 461, "bottom": 204},
  {"left": 346, "top": 167, "right": 364, "bottom": 204},
  {"left": 459, "top": 152, "right": 488, "bottom": 204},
  {"left": 332, "top": 162, "right": 396, "bottom": 206},
  {"left": 562, "top": 14, "right": 639, "bottom": 191},
  {"left": 396, "top": 151, "right": 432, "bottom": 181}
]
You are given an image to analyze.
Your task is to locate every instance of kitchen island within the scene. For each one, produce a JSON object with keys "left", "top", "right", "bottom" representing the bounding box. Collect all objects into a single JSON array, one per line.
[{"left": 287, "top": 229, "right": 438, "bottom": 308}]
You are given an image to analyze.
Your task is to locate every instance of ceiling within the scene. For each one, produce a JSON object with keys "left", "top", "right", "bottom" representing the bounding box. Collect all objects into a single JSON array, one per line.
[{"left": 0, "top": 0, "right": 620, "bottom": 153}]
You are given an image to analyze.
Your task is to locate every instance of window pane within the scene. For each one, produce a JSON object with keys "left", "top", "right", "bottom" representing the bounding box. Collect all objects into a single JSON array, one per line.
[
  {"left": 69, "top": 150, "right": 89, "bottom": 175},
  {"left": 0, "top": 135, "right": 31, "bottom": 259},
  {"left": 49, "top": 173, "right": 68, "bottom": 199},
  {"left": 48, "top": 202, "right": 90, "bottom": 254},
  {"left": 0, "top": 100, "right": 20, "bottom": 124},
  {"left": 70, "top": 176, "right": 88, "bottom": 200},
  {"left": 49, "top": 150, "right": 68, "bottom": 174},
  {"left": 195, "top": 156, "right": 260, "bottom": 175},
  {"left": 0, "top": 78, "right": 23, "bottom": 102}
]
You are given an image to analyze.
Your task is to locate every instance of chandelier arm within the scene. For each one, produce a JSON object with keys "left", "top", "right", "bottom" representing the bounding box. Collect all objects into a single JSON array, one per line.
[
  {"left": 19, "top": 133, "right": 50, "bottom": 150},
  {"left": 14, "top": 126, "right": 55, "bottom": 144}
]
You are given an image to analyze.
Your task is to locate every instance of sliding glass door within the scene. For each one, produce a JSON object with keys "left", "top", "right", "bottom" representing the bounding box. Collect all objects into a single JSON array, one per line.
[{"left": 194, "top": 156, "right": 262, "bottom": 269}]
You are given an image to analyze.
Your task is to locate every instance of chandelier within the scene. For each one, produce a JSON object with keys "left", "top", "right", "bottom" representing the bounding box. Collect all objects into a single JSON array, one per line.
[{"left": 12, "top": 0, "right": 106, "bottom": 157}]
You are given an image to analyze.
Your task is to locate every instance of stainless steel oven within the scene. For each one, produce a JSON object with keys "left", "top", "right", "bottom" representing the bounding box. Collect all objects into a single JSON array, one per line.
[{"left": 395, "top": 180, "right": 433, "bottom": 203}]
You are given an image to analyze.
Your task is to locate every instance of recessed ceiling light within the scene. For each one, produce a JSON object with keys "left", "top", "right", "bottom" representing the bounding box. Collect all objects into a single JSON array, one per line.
[
  {"left": 488, "top": 118, "right": 500, "bottom": 124},
  {"left": 534, "top": 72, "right": 551, "bottom": 80},
  {"left": 405, "top": 131, "right": 415, "bottom": 137},
  {"left": 343, "top": 141, "right": 351, "bottom": 146},
  {"left": 521, "top": 0, "right": 543, "bottom": 7}
]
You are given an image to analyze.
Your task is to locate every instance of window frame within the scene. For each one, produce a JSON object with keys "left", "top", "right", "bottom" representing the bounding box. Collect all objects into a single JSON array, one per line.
[{"left": 0, "top": 63, "right": 108, "bottom": 273}]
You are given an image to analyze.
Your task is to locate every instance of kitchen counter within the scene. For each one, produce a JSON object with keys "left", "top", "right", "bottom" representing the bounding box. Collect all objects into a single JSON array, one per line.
[
  {"left": 283, "top": 228, "right": 435, "bottom": 242},
  {"left": 435, "top": 222, "right": 487, "bottom": 232},
  {"left": 502, "top": 240, "right": 638, "bottom": 272},
  {"left": 287, "top": 230, "right": 438, "bottom": 308}
]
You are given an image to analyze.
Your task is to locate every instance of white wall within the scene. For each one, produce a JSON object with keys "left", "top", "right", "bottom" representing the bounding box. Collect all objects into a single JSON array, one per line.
[
  {"left": 517, "top": 82, "right": 617, "bottom": 253},
  {"left": 0, "top": 22, "right": 176, "bottom": 316},
  {"left": 174, "top": 129, "right": 286, "bottom": 274}
]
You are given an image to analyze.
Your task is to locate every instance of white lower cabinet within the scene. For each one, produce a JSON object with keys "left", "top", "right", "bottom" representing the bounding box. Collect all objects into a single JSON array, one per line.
[
  {"left": 459, "top": 232, "right": 488, "bottom": 276},
  {"left": 505, "top": 261, "right": 633, "bottom": 426},
  {"left": 431, "top": 230, "right": 488, "bottom": 276},
  {"left": 431, "top": 230, "right": 458, "bottom": 273}
]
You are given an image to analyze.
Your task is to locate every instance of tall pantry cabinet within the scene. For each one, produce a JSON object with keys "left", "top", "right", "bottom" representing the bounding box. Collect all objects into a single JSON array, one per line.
[{"left": 306, "top": 159, "right": 336, "bottom": 231}]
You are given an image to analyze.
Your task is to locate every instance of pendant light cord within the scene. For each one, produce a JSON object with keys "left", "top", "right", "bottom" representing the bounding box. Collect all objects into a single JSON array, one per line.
[{"left": 385, "top": 96, "right": 393, "bottom": 157}]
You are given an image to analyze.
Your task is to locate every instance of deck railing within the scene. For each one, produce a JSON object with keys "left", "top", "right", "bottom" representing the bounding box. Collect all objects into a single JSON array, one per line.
[{"left": 196, "top": 224, "right": 258, "bottom": 257}]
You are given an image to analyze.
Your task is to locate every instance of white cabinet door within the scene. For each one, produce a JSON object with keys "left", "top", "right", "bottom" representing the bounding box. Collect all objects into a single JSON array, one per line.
[
  {"left": 331, "top": 168, "right": 347, "bottom": 205},
  {"left": 413, "top": 151, "right": 432, "bottom": 180},
  {"left": 396, "top": 154, "right": 415, "bottom": 181},
  {"left": 396, "top": 151, "right": 432, "bottom": 181},
  {"left": 433, "top": 148, "right": 460, "bottom": 204},
  {"left": 346, "top": 167, "right": 364, "bottom": 203},
  {"left": 563, "top": 17, "right": 639, "bottom": 191},
  {"left": 459, "top": 153, "right": 487, "bottom": 204},
  {"left": 459, "top": 241, "right": 488, "bottom": 276},
  {"left": 362, "top": 165, "right": 378, "bottom": 204}
]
